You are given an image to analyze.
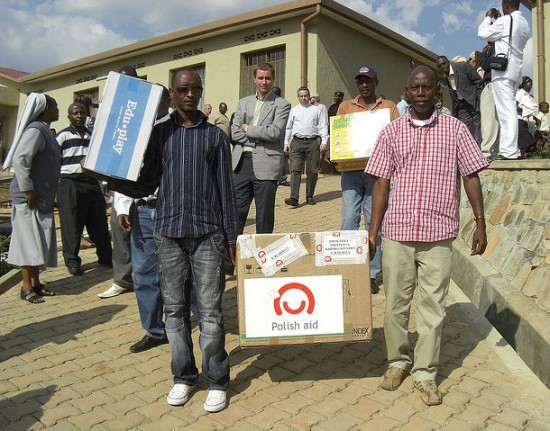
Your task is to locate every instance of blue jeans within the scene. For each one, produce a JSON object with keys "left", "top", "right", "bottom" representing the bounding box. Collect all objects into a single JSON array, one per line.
[
  {"left": 154, "top": 230, "right": 229, "bottom": 390},
  {"left": 131, "top": 205, "right": 165, "bottom": 339},
  {"left": 340, "top": 170, "right": 381, "bottom": 279}
]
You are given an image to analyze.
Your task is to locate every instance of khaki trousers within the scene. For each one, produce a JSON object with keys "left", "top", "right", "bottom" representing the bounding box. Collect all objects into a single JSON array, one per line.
[
  {"left": 480, "top": 82, "right": 499, "bottom": 158},
  {"left": 381, "top": 237, "right": 453, "bottom": 381}
]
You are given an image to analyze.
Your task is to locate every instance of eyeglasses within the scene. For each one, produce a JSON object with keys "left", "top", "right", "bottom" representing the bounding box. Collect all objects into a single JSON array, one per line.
[{"left": 174, "top": 85, "right": 203, "bottom": 94}]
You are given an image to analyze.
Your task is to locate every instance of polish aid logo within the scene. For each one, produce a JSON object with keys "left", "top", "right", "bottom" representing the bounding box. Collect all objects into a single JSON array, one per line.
[
  {"left": 273, "top": 282, "right": 315, "bottom": 316},
  {"left": 243, "top": 275, "right": 344, "bottom": 338}
]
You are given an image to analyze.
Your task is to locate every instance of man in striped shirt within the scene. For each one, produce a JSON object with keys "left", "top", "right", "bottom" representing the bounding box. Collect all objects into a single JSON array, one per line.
[
  {"left": 109, "top": 68, "right": 237, "bottom": 413},
  {"left": 366, "top": 66, "right": 488, "bottom": 406},
  {"left": 56, "top": 102, "right": 112, "bottom": 276}
]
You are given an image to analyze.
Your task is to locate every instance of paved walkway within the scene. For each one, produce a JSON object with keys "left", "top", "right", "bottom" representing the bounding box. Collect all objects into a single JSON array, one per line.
[{"left": 1, "top": 175, "right": 549, "bottom": 431}]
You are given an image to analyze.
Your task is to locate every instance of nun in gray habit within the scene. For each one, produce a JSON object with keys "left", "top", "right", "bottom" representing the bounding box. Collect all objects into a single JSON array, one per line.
[{"left": 3, "top": 93, "right": 61, "bottom": 303}]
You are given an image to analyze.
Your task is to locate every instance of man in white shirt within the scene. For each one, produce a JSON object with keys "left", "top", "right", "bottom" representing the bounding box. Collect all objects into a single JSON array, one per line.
[
  {"left": 478, "top": 0, "right": 530, "bottom": 159},
  {"left": 310, "top": 94, "right": 328, "bottom": 123},
  {"left": 284, "top": 87, "right": 329, "bottom": 206},
  {"left": 538, "top": 102, "right": 549, "bottom": 133}
]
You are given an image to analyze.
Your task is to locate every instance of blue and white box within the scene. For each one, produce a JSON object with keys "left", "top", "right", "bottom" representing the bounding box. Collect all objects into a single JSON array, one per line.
[{"left": 84, "top": 72, "right": 162, "bottom": 181}]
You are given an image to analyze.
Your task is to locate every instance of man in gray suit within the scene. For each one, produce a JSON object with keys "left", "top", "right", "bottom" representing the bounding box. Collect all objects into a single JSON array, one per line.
[
  {"left": 231, "top": 62, "right": 291, "bottom": 234},
  {"left": 436, "top": 56, "right": 483, "bottom": 144}
]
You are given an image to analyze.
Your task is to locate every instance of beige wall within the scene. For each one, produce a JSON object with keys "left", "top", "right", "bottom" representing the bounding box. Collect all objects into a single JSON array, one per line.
[
  {"left": 0, "top": 106, "right": 18, "bottom": 159},
  {"left": 5, "top": 12, "right": 436, "bottom": 143},
  {"left": 315, "top": 15, "right": 415, "bottom": 106},
  {"left": 18, "top": 17, "right": 307, "bottom": 132},
  {"left": 0, "top": 80, "right": 21, "bottom": 158}
]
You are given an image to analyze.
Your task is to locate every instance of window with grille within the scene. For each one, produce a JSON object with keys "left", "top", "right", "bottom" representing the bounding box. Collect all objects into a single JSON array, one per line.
[
  {"left": 74, "top": 88, "right": 100, "bottom": 116},
  {"left": 73, "top": 88, "right": 100, "bottom": 130},
  {"left": 240, "top": 45, "right": 286, "bottom": 98}
]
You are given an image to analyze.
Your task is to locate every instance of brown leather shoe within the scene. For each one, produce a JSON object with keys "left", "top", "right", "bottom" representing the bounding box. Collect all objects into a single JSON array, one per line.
[
  {"left": 414, "top": 380, "right": 442, "bottom": 406},
  {"left": 380, "top": 365, "right": 410, "bottom": 391}
]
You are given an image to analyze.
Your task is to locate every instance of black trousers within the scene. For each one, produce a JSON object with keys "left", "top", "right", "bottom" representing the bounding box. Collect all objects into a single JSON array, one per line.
[
  {"left": 233, "top": 155, "right": 278, "bottom": 235},
  {"left": 456, "top": 100, "right": 481, "bottom": 144},
  {"left": 57, "top": 178, "right": 112, "bottom": 269}
]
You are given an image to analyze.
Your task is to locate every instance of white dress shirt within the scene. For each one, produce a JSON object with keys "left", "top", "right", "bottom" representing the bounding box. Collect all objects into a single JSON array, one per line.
[
  {"left": 113, "top": 113, "right": 170, "bottom": 215},
  {"left": 478, "top": 10, "right": 530, "bottom": 84},
  {"left": 284, "top": 103, "right": 329, "bottom": 147}
]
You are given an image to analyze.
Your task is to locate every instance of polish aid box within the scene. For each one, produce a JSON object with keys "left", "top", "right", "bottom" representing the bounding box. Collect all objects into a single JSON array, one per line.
[
  {"left": 84, "top": 72, "right": 163, "bottom": 181},
  {"left": 329, "top": 109, "right": 390, "bottom": 172},
  {"left": 237, "top": 231, "right": 372, "bottom": 347}
]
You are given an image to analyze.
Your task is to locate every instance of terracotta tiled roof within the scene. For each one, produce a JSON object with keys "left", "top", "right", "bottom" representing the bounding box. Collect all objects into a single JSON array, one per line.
[{"left": 0, "top": 67, "right": 29, "bottom": 78}]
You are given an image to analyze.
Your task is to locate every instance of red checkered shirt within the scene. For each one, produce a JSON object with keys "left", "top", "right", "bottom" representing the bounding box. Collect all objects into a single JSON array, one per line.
[{"left": 365, "top": 110, "right": 489, "bottom": 242}]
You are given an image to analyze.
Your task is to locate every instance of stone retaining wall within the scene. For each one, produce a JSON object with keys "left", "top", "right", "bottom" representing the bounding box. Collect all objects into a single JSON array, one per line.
[{"left": 452, "top": 159, "right": 550, "bottom": 387}]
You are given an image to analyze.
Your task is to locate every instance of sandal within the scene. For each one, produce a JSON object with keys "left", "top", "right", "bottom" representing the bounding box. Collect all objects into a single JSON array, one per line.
[
  {"left": 21, "top": 289, "right": 45, "bottom": 304},
  {"left": 33, "top": 283, "right": 56, "bottom": 296}
]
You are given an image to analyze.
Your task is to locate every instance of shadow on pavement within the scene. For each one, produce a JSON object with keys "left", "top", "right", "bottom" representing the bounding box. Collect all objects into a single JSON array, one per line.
[
  {"left": 43, "top": 265, "right": 114, "bottom": 296},
  {"left": 484, "top": 303, "right": 520, "bottom": 349},
  {"left": 0, "top": 305, "right": 126, "bottom": 362},
  {"left": 244, "top": 217, "right": 256, "bottom": 229},
  {"left": 0, "top": 385, "right": 57, "bottom": 430},
  {"left": 227, "top": 302, "right": 486, "bottom": 395},
  {"left": 309, "top": 189, "right": 341, "bottom": 204},
  {"left": 229, "top": 332, "right": 386, "bottom": 396}
]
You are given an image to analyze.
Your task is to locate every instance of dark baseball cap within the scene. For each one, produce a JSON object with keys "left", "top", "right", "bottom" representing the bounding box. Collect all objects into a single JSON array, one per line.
[
  {"left": 355, "top": 66, "right": 378, "bottom": 79},
  {"left": 334, "top": 91, "right": 344, "bottom": 97}
]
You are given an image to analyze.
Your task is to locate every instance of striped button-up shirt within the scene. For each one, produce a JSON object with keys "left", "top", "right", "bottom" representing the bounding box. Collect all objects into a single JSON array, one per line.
[
  {"left": 365, "top": 110, "right": 488, "bottom": 242},
  {"left": 111, "top": 111, "right": 238, "bottom": 246}
]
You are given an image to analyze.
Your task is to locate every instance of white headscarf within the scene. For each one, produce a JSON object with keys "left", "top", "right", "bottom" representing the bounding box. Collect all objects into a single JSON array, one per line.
[{"left": 2, "top": 93, "right": 47, "bottom": 170}]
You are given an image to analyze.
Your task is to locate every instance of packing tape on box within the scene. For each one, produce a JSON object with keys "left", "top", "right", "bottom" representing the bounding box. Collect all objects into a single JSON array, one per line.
[
  {"left": 238, "top": 234, "right": 256, "bottom": 259},
  {"left": 314, "top": 231, "right": 368, "bottom": 266},
  {"left": 253, "top": 234, "right": 308, "bottom": 277}
]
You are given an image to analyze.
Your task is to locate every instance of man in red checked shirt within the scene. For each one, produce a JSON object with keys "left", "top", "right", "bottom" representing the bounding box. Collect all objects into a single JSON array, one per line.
[{"left": 366, "top": 66, "right": 488, "bottom": 407}]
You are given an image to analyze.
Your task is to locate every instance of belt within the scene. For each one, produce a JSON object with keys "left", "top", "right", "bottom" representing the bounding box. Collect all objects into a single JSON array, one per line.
[
  {"left": 242, "top": 152, "right": 253, "bottom": 157},
  {"left": 137, "top": 199, "right": 157, "bottom": 209},
  {"left": 293, "top": 136, "right": 319, "bottom": 140}
]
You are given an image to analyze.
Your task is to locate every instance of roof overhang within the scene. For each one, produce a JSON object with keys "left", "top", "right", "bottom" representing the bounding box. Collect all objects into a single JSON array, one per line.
[{"left": 17, "top": 0, "right": 438, "bottom": 84}]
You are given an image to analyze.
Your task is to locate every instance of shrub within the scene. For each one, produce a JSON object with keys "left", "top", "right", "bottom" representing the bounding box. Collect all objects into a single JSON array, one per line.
[{"left": 0, "top": 234, "right": 13, "bottom": 277}]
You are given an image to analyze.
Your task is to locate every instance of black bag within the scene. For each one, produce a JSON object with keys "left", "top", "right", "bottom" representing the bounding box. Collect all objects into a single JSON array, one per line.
[
  {"left": 489, "top": 16, "right": 513, "bottom": 72},
  {"left": 488, "top": 53, "right": 508, "bottom": 71}
]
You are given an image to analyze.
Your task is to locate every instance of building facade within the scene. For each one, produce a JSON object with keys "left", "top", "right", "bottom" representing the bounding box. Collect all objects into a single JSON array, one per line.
[{"left": 0, "top": 0, "right": 440, "bottom": 159}]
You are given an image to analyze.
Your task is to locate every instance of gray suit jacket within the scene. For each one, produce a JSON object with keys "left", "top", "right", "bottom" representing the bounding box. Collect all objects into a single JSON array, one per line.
[{"left": 231, "top": 92, "right": 291, "bottom": 181}]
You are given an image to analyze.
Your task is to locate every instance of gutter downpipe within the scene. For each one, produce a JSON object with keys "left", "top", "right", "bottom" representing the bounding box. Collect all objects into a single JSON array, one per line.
[
  {"left": 536, "top": 0, "right": 545, "bottom": 102},
  {"left": 301, "top": 5, "right": 322, "bottom": 88}
]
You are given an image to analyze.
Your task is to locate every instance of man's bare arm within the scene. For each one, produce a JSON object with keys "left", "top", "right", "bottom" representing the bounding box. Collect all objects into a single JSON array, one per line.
[
  {"left": 368, "top": 177, "right": 390, "bottom": 260},
  {"left": 463, "top": 173, "right": 487, "bottom": 255}
]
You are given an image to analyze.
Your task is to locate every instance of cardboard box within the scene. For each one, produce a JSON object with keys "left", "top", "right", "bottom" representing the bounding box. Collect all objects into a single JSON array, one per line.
[
  {"left": 84, "top": 72, "right": 163, "bottom": 181},
  {"left": 237, "top": 231, "right": 372, "bottom": 347},
  {"left": 329, "top": 109, "right": 391, "bottom": 172}
]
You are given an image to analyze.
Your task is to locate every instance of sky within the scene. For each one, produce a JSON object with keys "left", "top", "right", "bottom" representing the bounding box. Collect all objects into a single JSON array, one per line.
[{"left": 0, "top": 0, "right": 534, "bottom": 76}]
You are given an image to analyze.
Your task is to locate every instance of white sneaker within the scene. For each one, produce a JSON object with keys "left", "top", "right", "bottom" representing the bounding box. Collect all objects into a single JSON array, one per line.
[
  {"left": 204, "top": 389, "right": 227, "bottom": 413},
  {"left": 97, "top": 283, "right": 127, "bottom": 299},
  {"left": 167, "top": 383, "right": 194, "bottom": 406}
]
